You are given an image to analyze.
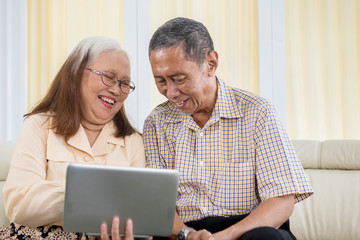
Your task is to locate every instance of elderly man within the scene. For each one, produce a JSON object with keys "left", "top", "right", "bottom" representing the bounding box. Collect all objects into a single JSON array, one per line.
[{"left": 143, "top": 17, "right": 313, "bottom": 240}]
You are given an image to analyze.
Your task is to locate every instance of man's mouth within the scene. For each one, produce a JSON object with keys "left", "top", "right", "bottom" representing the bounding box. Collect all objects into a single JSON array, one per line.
[
  {"left": 99, "top": 96, "right": 115, "bottom": 105},
  {"left": 174, "top": 99, "right": 187, "bottom": 107}
]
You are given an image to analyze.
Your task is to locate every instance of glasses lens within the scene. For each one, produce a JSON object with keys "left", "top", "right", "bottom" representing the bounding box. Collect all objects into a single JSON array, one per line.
[
  {"left": 120, "top": 81, "right": 135, "bottom": 94},
  {"left": 102, "top": 71, "right": 118, "bottom": 87}
]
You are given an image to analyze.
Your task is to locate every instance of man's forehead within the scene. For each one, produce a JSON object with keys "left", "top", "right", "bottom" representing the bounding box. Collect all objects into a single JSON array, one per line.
[{"left": 150, "top": 45, "right": 185, "bottom": 57}]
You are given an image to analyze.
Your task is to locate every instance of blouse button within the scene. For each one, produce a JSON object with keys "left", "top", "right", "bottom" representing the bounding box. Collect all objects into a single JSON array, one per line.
[{"left": 84, "top": 156, "right": 91, "bottom": 162}]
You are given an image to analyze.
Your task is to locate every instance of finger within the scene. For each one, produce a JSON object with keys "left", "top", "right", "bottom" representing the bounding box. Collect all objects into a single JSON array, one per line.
[
  {"left": 111, "top": 216, "right": 121, "bottom": 240},
  {"left": 100, "top": 221, "right": 109, "bottom": 240},
  {"left": 124, "top": 219, "right": 134, "bottom": 240}
]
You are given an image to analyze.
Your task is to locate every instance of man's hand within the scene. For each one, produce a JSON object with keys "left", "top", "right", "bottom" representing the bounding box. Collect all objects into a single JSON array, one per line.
[{"left": 186, "top": 229, "right": 215, "bottom": 240}]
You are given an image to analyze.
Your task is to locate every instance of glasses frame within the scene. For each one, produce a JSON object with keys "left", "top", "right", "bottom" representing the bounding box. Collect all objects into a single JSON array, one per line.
[{"left": 84, "top": 68, "right": 135, "bottom": 94}]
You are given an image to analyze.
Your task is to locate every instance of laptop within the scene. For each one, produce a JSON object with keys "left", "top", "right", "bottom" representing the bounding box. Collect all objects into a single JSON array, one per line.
[{"left": 63, "top": 163, "right": 179, "bottom": 237}]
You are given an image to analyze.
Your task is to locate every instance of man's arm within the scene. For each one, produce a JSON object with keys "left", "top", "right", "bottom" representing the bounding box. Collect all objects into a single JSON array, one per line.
[
  {"left": 173, "top": 195, "right": 293, "bottom": 240},
  {"left": 170, "top": 212, "right": 215, "bottom": 240},
  {"left": 210, "top": 194, "right": 295, "bottom": 240}
]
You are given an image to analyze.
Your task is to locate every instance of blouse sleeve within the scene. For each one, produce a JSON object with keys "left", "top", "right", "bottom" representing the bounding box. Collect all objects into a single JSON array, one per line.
[
  {"left": 3, "top": 114, "right": 65, "bottom": 227},
  {"left": 126, "top": 132, "right": 146, "bottom": 168}
]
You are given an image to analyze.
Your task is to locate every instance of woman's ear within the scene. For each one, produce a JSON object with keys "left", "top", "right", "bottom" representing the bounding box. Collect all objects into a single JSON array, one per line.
[{"left": 206, "top": 50, "right": 218, "bottom": 76}]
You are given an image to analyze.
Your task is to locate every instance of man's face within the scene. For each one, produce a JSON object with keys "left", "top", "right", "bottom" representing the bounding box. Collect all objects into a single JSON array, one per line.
[{"left": 149, "top": 45, "right": 216, "bottom": 115}]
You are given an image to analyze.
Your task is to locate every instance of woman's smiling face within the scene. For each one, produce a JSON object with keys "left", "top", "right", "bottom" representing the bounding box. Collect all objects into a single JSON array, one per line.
[{"left": 80, "top": 51, "right": 130, "bottom": 128}]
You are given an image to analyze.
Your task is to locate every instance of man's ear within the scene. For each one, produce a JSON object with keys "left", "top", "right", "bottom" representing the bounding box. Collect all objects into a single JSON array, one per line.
[{"left": 205, "top": 50, "right": 218, "bottom": 76}]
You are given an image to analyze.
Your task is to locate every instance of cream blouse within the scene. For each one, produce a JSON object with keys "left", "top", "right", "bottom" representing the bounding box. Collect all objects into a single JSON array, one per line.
[{"left": 3, "top": 113, "right": 145, "bottom": 228}]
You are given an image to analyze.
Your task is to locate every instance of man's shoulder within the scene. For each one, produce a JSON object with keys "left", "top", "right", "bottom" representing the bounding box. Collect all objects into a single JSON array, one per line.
[
  {"left": 144, "top": 100, "right": 180, "bottom": 124},
  {"left": 229, "top": 87, "right": 272, "bottom": 110}
]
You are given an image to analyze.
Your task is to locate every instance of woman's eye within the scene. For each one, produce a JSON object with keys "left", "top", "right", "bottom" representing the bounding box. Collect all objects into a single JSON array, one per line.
[
  {"left": 121, "top": 81, "right": 130, "bottom": 86},
  {"left": 104, "top": 72, "right": 117, "bottom": 81}
]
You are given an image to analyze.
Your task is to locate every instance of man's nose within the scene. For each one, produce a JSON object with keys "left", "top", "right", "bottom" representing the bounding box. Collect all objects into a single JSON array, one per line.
[{"left": 166, "top": 82, "right": 180, "bottom": 100}]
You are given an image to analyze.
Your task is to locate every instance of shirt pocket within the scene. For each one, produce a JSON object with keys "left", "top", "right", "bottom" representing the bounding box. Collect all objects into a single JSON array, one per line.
[
  {"left": 211, "top": 161, "right": 257, "bottom": 212},
  {"left": 46, "top": 143, "right": 74, "bottom": 181}
]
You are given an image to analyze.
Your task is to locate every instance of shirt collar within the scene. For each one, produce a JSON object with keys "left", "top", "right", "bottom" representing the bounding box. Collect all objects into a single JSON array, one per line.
[
  {"left": 163, "top": 101, "right": 185, "bottom": 124},
  {"left": 67, "top": 121, "right": 124, "bottom": 156},
  {"left": 216, "top": 77, "right": 243, "bottom": 119}
]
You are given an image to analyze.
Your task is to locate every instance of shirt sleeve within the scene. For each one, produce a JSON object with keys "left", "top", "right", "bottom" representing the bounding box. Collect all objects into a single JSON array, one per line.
[
  {"left": 254, "top": 103, "right": 313, "bottom": 203},
  {"left": 3, "top": 115, "right": 65, "bottom": 227}
]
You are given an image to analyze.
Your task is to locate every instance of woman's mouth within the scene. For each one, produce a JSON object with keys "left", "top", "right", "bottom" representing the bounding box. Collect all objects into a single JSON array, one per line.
[{"left": 99, "top": 96, "right": 116, "bottom": 106}]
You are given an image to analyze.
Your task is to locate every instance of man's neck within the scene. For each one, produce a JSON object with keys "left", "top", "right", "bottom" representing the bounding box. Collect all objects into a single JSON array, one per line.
[
  {"left": 192, "top": 111, "right": 213, "bottom": 129},
  {"left": 191, "top": 78, "right": 218, "bottom": 128}
]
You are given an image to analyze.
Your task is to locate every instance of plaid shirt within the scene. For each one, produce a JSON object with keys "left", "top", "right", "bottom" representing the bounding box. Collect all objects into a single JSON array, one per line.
[{"left": 143, "top": 78, "right": 313, "bottom": 223}]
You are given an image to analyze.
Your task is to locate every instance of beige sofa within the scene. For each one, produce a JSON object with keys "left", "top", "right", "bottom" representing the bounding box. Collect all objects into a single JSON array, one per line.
[
  {"left": 0, "top": 141, "right": 16, "bottom": 227},
  {"left": 290, "top": 140, "right": 360, "bottom": 240},
  {"left": 1, "top": 140, "right": 359, "bottom": 239}
]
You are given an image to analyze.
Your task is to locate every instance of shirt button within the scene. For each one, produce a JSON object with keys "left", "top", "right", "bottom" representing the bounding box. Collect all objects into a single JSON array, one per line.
[
  {"left": 84, "top": 156, "right": 91, "bottom": 162},
  {"left": 199, "top": 131, "right": 204, "bottom": 137},
  {"left": 200, "top": 161, "right": 204, "bottom": 167}
]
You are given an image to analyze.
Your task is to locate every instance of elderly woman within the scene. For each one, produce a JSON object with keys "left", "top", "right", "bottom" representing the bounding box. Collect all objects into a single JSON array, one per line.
[{"left": 1, "top": 36, "right": 144, "bottom": 239}]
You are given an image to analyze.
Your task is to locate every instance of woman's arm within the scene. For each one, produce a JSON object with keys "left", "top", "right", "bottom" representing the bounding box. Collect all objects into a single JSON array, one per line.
[{"left": 3, "top": 114, "right": 65, "bottom": 227}]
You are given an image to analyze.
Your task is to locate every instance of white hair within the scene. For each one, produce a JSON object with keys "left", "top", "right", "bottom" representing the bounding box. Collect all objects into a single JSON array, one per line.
[{"left": 69, "top": 36, "right": 129, "bottom": 75}]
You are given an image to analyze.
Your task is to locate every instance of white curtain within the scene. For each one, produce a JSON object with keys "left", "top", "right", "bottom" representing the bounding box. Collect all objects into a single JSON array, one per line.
[
  {"left": 0, "top": 0, "right": 27, "bottom": 141},
  {"left": 285, "top": 0, "right": 360, "bottom": 140}
]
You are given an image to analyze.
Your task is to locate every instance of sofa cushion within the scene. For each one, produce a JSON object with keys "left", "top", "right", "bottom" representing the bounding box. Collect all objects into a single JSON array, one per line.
[
  {"left": 0, "top": 141, "right": 15, "bottom": 181},
  {"left": 0, "top": 181, "right": 10, "bottom": 226},
  {"left": 291, "top": 140, "right": 360, "bottom": 240},
  {"left": 292, "top": 140, "right": 360, "bottom": 170},
  {"left": 290, "top": 169, "right": 360, "bottom": 240},
  {"left": 0, "top": 141, "right": 16, "bottom": 226}
]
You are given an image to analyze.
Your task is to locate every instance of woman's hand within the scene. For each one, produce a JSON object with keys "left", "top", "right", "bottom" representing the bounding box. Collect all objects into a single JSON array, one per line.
[{"left": 100, "top": 216, "right": 152, "bottom": 240}]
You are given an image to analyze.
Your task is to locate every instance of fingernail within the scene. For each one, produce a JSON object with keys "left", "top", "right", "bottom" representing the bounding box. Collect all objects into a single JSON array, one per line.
[{"left": 127, "top": 218, "right": 133, "bottom": 227}]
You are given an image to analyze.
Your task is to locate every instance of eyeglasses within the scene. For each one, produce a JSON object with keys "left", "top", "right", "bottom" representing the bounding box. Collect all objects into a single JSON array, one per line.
[{"left": 84, "top": 68, "right": 135, "bottom": 94}]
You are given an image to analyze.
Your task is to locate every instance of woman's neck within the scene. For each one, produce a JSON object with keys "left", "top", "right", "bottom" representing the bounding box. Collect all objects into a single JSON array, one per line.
[
  {"left": 81, "top": 121, "right": 104, "bottom": 147},
  {"left": 82, "top": 124, "right": 103, "bottom": 132}
]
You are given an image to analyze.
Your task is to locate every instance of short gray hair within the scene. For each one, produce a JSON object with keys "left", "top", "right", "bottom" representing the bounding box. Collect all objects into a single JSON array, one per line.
[{"left": 149, "top": 17, "right": 214, "bottom": 66}]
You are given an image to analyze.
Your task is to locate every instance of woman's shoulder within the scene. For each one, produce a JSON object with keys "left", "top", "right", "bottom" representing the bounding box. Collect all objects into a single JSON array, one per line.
[
  {"left": 123, "top": 131, "right": 143, "bottom": 144},
  {"left": 24, "top": 112, "right": 53, "bottom": 127}
]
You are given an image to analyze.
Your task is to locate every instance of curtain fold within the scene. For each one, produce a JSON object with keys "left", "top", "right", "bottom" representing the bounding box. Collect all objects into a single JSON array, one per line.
[
  {"left": 0, "top": 0, "right": 27, "bottom": 141},
  {"left": 27, "top": 0, "right": 125, "bottom": 110},
  {"left": 149, "top": 0, "right": 259, "bottom": 109},
  {"left": 285, "top": 0, "right": 360, "bottom": 139},
  {"left": 24, "top": 0, "right": 359, "bottom": 140}
]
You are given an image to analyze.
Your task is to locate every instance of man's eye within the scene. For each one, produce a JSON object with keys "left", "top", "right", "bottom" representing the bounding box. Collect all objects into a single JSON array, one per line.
[
  {"left": 174, "top": 78, "right": 185, "bottom": 83},
  {"left": 156, "top": 79, "right": 166, "bottom": 85}
]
